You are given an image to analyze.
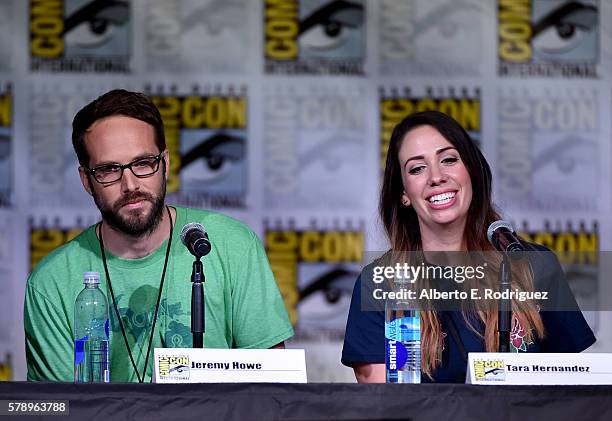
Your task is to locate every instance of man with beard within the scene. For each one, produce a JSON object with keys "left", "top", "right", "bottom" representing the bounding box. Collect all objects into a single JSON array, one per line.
[{"left": 24, "top": 90, "right": 294, "bottom": 382}]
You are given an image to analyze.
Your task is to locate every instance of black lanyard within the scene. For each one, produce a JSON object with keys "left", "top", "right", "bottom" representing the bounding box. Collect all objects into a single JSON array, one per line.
[{"left": 97, "top": 205, "right": 173, "bottom": 383}]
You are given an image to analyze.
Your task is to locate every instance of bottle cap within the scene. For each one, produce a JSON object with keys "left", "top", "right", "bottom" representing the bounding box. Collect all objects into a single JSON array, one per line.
[{"left": 83, "top": 271, "right": 100, "bottom": 285}]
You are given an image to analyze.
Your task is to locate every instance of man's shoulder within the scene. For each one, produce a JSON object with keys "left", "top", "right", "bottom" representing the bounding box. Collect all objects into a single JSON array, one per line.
[
  {"left": 29, "top": 225, "right": 98, "bottom": 287},
  {"left": 176, "top": 206, "right": 257, "bottom": 242}
]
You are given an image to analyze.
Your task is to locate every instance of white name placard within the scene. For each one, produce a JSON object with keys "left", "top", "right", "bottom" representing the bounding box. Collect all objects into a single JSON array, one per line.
[
  {"left": 153, "top": 348, "right": 307, "bottom": 383},
  {"left": 467, "top": 352, "right": 612, "bottom": 385}
]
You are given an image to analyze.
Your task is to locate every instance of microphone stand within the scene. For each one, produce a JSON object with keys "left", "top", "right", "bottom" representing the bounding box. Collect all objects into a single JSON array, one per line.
[
  {"left": 498, "top": 252, "right": 511, "bottom": 352},
  {"left": 191, "top": 258, "right": 205, "bottom": 348}
]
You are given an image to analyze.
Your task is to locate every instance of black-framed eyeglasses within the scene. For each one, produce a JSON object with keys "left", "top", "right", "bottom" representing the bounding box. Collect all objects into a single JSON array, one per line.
[{"left": 85, "top": 153, "right": 164, "bottom": 184}]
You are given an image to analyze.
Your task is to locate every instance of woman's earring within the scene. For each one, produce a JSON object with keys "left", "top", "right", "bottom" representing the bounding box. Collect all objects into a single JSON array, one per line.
[{"left": 401, "top": 191, "right": 410, "bottom": 207}]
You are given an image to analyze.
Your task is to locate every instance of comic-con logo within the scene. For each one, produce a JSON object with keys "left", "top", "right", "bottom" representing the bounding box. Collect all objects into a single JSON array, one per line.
[
  {"left": 30, "top": 218, "right": 84, "bottom": 269},
  {"left": 263, "top": 86, "right": 366, "bottom": 209},
  {"left": 0, "top": 353, "right": 12, "bottom": 381},
  {"left": 498, "top": 0, "right": 598, "bottom": 77},
  {"left": 473, "top": 359, "right": 506, "bottom": 381},
  {"left": 519, "top": 220, "right": 598, "bottom": 312},
  {"left": 145, "top": 0, "right": 249, "bottom": 73},
  {"left": 379, "top": 87, "right": 480, "bottom": 175},
  {"left": 497, "top": 90, "right": 598, "bottom": 211},
  {"left": 264, "top": 0, "right": 365, "bottom": 75},
  {"left": 379, "top": 0, "right": 483, "bottom": 76},
  {"left": 518, "top": 220, "right": 597, "bottom": 264},
  {"left": 0, "top": 84, "right": 11, "bottom": 207},
  {"left": 158, "top": 355, "right": 190, "bottom": 380},
  {"left": 150, "top": 86, "right": 247, "bottom": 209},
  {"left": 265, "top": 221, "right": 363, "bottom": 327},
  {"left": 29, "top": 0, "right": 131, "bottom": 72},
  {"left": 29, "top": 88, "right": 99, "bottom": 207}
]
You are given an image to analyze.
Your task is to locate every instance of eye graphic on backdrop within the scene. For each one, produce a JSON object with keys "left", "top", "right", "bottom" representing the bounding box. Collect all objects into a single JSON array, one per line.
[
  {"left": 298, "top": 0, "right": 363, "bottom": 51},
  {"left": 299, "top": 267, "right": 360, "bottom": 305},
  {"left": 533, "top": 137, "right": 596, "bottom": 174},
  {"left": 181, "top": 133, "right": 245, "bottom": 183},
  {"left": 299, "top": 136, "right": 361, "bottom": 171},
  {"left": 182, "top": 0, "right": 243, "bottom": 37},
  {"left": 532, "top": 2, "right": 597, "bottom": 55},
  {"left": 64, "top": 0, "right": 130, "bottom": 49},
  {"left": 414, "top": 0, "right": 480, "bottom": 42}
]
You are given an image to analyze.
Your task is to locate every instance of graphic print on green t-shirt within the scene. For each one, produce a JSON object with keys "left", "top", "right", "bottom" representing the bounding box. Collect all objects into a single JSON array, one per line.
[{"left": 112, "top": 294, "right": 192, "bottom": 350}]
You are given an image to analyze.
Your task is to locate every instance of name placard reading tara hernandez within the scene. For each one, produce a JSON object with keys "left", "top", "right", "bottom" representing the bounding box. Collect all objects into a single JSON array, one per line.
[
  {"left": 467, "top": 353, "right": 612, "bottom": 385},
  {"left": 153, "top": 348, "right": 307, "bottom": 383}
]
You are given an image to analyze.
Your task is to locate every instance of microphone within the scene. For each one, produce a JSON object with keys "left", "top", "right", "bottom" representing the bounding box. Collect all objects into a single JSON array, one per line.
[
  {"left": 180, "top": 222, "right": 212, "bottom": 258},
  {"left": 487, "top": 220, "right": 524, "bottom": 259}
]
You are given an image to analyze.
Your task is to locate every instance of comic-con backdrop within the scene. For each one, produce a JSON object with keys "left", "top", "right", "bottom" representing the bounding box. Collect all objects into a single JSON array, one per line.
[{"left": 0, "top": 0, "right": 611, "bottom": 381}]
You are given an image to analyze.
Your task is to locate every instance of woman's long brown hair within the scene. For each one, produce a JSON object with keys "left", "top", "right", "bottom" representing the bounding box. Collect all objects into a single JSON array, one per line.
[{"left": 379, "top": 111, "right": 544, "bottom": 378}]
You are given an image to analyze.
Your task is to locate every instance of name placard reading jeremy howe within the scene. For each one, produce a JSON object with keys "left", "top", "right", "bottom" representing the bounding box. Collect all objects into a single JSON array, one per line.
[
  {"left": 154, "top": 348, "right": 307, "bottom": 383},
  {"left": 467, "top": 353, "right": 612, "bottom": 385}
]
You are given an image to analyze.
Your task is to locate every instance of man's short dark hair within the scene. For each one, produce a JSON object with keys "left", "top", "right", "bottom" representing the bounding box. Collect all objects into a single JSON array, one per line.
[{"left": 72, "top": 89, "right": 166, "bottom": 167}]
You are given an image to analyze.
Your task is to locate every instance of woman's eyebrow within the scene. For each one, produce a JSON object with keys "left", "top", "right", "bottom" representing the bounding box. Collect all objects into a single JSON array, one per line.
[{"left": 403, "top": 147, "right": 457, "bottom": 168}]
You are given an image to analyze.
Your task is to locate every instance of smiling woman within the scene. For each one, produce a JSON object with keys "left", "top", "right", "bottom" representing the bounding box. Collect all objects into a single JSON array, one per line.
[
  {"left": 381, "top": 111, "right": 495, "bottom": 253},
  {"left": 341, "top": 110, "right": 596, "bottom": 383},
  {"left": 397, "top": 125, "right": 473, "bottom": 250}
]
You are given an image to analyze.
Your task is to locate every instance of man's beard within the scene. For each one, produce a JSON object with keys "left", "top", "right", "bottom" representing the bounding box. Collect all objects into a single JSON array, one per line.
[{"left": 92, "top": 180, "right": 166, "bottom": 237}]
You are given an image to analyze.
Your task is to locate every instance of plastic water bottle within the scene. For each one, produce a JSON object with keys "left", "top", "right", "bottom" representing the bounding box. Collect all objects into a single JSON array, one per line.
[
  {"left": 74, "top": 271, "right": 110, "bottom": 383},
  {"left": 385, "top": 276, "right": 421, "bottom": 383}
]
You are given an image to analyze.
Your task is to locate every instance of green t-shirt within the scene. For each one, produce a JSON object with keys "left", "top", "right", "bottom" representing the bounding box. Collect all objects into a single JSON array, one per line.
[{"left": 24, "top": 206, "right": 294, "bottom": 382}]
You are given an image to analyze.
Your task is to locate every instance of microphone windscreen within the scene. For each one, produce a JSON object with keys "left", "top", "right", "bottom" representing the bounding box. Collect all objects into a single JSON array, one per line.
[
  {"left": 180, "top": 222, "right": 205, "bottom": 246},
  {"left": 486, "top": 220, "right": 514, "bottom": 243}
]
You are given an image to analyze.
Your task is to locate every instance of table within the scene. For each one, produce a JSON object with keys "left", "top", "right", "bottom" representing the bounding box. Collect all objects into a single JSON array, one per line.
[{"left": 1, "top": 382, "right": 611, "bottom": 420}]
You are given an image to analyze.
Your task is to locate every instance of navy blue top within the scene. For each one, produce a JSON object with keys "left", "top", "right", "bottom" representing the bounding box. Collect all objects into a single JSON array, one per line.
[{"left": 341, "top": 245, "right": 596, "bottom": 383}]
